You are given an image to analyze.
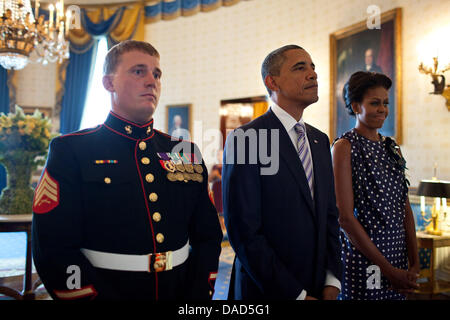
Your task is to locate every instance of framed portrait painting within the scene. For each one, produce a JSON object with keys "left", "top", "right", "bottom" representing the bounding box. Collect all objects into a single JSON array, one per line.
[
  {"left": 166, "top": 104, "right": 192, "bottom": 140},
  {"left": 330, "top": 8, "right": 402, "bottom": 144}
]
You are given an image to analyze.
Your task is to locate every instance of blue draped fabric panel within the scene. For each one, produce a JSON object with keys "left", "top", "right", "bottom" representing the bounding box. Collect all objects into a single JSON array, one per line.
[
  {"left": 81, "top": 7, "right": 125, "bottom": 37},
  {"left": 0, "top": 66, "right": 9, "bottom": 113},
  {"left": 60, "top": 7, "right": 125, "bottom": 134},
  {"left": 60, "top": 43, "right": 98, "bottom": 134},
  {"left": 145, "top": 0, "right": 246, "bottom": 23},
  {"left": 0, "top": 66, "right": 9, "bottom": 192}
]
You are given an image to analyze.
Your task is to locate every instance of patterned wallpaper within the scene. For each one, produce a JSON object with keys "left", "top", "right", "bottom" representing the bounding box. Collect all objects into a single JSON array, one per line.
[
  {"left": 15, "top": 62, "right": 57, "bottom": 108},
  {"left": 146, "top": 0, "right": 450, "bottom": 186},
  {"left": 13, "top": 0, "right": 450, "bottom": 186}
]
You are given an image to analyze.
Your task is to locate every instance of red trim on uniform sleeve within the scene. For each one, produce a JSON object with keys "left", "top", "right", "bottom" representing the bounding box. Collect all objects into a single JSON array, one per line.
[
  {"left": 53, "top": 285, "right": 98, "bottom": 300},
  {"left": 208, "top": 271, "right": 218, "bottom": 296},
  {"left": 33, "top": 169, "right": 60, "bottom": 214}
]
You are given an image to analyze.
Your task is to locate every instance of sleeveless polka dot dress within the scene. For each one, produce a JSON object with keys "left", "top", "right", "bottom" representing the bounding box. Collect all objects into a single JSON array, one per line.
[{"left": 338, "top": 129, "right": 409, "bottom": 300}]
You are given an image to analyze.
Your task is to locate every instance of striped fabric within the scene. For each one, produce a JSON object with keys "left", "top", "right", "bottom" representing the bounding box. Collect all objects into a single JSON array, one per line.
[{"left": 294, "top": 123, "right": 314, "bottom": 199}]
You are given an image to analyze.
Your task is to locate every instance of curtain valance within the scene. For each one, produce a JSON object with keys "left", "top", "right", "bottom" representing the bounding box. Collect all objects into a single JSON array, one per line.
[{"left": 144, "top": 0, "right": 247, "bottom": 23}]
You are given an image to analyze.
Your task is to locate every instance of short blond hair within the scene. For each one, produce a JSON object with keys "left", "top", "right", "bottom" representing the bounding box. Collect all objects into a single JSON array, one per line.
[{"left": 103, "top": 40, "right": 160, "bottom": 75}]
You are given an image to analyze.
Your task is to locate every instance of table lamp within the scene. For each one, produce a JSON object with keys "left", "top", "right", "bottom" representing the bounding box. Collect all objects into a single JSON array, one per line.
[{"left": 417, "top": 179, "right": 450, "bottom": 235}]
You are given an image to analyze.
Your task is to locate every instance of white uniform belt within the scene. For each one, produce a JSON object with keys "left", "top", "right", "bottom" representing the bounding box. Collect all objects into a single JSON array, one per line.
[{"left": 81, "top": 241, "right": 189, "bottom": 273}]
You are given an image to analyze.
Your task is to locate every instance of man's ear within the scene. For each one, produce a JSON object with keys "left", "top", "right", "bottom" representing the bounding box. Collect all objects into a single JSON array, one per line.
[
  {"left": 264, "top": 75, "right": 279, "bottom": 93},
  {"left": 102, "top": 75, "right": 114, "bottom": 93},
  {"left": 351, "top": 102, "right": 360, "bottom": 115}
]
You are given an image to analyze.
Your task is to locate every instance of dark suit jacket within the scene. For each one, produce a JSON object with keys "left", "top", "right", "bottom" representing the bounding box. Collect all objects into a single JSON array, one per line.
[{"left": 222, "top": 109, "right": 342, "bottom": 300}]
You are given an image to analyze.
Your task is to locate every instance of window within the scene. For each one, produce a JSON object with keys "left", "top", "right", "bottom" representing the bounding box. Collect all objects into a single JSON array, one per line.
[{"left": 79, "top": 37, "right": 110, "bottom": 130}]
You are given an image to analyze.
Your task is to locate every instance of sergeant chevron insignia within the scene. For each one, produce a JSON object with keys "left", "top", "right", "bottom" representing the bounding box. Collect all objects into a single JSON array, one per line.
[{"left": 33, "top": 169, "right": 59, "bottom": 214}]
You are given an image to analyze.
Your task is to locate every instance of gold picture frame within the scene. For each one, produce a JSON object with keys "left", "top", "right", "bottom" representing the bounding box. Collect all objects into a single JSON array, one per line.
[{"left": 329, "top": 7, "right": 402, "bottom": 144}]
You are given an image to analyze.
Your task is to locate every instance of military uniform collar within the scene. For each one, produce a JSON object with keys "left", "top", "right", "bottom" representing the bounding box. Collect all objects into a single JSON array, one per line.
[{"left": 104, "top": 111, "right": 154, "bottom": 140}]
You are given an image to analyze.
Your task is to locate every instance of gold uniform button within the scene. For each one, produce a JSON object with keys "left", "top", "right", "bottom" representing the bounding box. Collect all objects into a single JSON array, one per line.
[
  {"left": 149, "top": 193, "right": 158, "bottom": 202},
  {"left": 141, "top": 157, "right": 150, "bottom": 165},
  {"left": 146, "top": 173, "right": 155, "bottom": 183},
  {"left": 152, "top": 212, "right": 161, "bottom": 222},
  {"left": 156, "top": 233, "right": 164, "bottom": 243},
  {"left": 139, "top": 141, "right": 147, "bottom": 151},
  {"left": 104, "top": 177, "right": 111, "bottom": 184}
]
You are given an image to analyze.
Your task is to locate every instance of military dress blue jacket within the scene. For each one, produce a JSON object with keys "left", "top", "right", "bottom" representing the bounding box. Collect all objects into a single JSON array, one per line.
[{"left": 32, "top": 111, "right": 222, "bottom": 300}]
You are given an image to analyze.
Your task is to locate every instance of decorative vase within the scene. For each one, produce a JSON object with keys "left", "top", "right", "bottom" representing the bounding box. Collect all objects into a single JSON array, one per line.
[
  {"left": 0, "top": 105, "right": 53, "bottom": 215},
  {"left": 0, "top": 151, "right": 36, "bottom": 215}
]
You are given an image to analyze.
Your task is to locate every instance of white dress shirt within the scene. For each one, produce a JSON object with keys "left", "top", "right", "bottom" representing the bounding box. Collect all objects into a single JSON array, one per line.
[{"left": 270, "top": 103, "right": 341, "bottom": 300}]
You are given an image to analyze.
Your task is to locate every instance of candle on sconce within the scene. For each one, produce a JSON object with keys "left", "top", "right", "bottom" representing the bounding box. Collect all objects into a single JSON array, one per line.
[
  {"left": 59, "top": 0, "right": 64, "bottom": 25},
  {"left": 65, "top": 9, "right": 71, "bottom": 36},
  {"left": 420, "top": 196, "right": 426, "bottom": 212},
  {"left": 49, "top": 4, "right": 54, "bottom": 28},
  {"left": 56, "top": 1, "right": 61, "bottom": 25},
  {"left": 436, "top": 198, "right": 441, "bottom": 212},
  {"left": 58, "top": 21, "right": 64, "bottom": 40},
  {"left": 35, "top": 0, "right": 40, "bottom": 19},
  {"left": 443, "top": 198, "right": 447, "bottom": 213}
]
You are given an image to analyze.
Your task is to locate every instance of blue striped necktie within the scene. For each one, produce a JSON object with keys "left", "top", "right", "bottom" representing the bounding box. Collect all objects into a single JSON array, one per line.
[{"left": 294, "top": 123, "right": 314, "bottom": 199}]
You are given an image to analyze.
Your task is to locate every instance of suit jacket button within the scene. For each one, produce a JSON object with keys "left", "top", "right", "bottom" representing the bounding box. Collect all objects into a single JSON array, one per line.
[
  {"left": 156, "top": 233, "right": 164, "bottom": 243},
  {"left": 141, "top": 157, "right": 150, "bottom": 165},
  {"left": 149, "top": 193, "right": 158, "bottom": 202},
  {"left": 146, "top": 173, "right": 154, "bottom": 183},
  {"left": 139, "top": 141, "right": 147, "bottom": 150},
  {"left": 153, "top": 212, "right": 161, "bottom": 222}
]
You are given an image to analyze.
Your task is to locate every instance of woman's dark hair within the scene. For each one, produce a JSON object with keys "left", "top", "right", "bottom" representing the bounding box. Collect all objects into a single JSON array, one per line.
[{"left": 342, "top": 71, "right": 392, "bottom": 116}]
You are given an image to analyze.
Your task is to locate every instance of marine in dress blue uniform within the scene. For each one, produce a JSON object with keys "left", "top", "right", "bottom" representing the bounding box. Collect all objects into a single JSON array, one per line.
[{"left": 31, "top": 40, "right": 222, "bottom": 300}]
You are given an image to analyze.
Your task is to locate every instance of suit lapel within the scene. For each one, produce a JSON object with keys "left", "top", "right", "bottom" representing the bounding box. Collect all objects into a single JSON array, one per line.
[{"left": 264, "top": 110, "right": 315, "bottom": 213}]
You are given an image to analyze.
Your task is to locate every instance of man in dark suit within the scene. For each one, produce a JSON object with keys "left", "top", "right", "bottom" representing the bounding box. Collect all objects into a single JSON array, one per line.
[{"left": 222, "top": 45, "right": 343, "bottom": 300}]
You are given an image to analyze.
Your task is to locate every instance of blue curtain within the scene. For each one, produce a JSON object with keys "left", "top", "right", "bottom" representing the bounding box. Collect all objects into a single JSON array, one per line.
[
  {"left": 59, "top": 7, "right": 125, "bottom": 134},
  {"left": 60, "top": 43, "right": 98, "bottom": 134},
  {"left": 82, "top": 7, "right": 124, "bottom": 37},
  {"left": 0, "top": 66, "right": 10, "bottom": 192},
  {"left": 144, "top": 0, "right": 244, "bottom": 22},
  {"left": 0, "top": 66, "right": 9, "bottom": 113}
]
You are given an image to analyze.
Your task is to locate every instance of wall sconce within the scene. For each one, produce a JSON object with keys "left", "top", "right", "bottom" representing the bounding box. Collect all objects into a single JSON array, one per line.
[
  {"left": 417, "top": 178, "right": 450, "bottom": 235},
  {"left": 418, "top": 57, "right": 450, "bottom": 110}
]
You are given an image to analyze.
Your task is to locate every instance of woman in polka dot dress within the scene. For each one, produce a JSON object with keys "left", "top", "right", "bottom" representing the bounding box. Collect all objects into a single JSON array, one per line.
[{"left": 332, "top": 71, "right": 420, "bottom": 300}]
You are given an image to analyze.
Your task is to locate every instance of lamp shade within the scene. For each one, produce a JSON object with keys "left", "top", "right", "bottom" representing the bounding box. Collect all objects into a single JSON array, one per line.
[{"left": 417, "top": 180, "right": 450, "bottom": 198}]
